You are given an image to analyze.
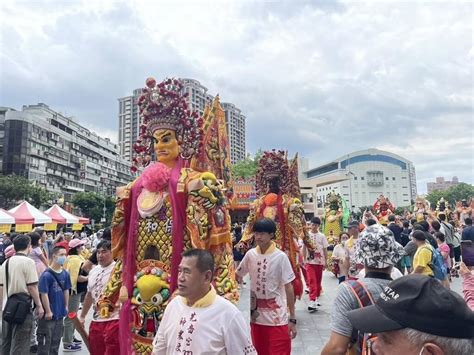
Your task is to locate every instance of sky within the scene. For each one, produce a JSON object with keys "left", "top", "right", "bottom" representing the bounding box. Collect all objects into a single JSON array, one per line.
[{"left": 1, "top": 0, "right": 473, "bottom": 193}]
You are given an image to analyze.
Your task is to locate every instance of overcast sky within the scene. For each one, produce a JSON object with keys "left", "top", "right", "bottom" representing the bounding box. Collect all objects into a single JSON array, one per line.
[{"left": 1, "top": 0, "right": 473, "bottom": 193}]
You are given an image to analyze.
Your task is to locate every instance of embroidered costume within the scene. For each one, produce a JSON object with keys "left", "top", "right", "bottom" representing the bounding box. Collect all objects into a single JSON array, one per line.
[
  {"left": 238, "top": 150, "right": 313, "bottom": 298},
  {"left": 98, "top": 78, "right": 238, "bottom": 354}
]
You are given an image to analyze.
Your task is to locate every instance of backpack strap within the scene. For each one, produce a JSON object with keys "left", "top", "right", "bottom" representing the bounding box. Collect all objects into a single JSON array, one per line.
[
  {"left": 343, "top": 279, "right": 375, "bottom": 308},
  {"left": 46, "top": 269, "right": 65, "bottom": 291},
  {"left": 5, "top": 258, "right": 10, "bottom": 297}
]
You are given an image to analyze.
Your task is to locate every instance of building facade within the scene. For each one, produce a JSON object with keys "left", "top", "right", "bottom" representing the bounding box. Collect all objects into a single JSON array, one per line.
[
  {"left": 221, "top": 102, "right": 246, "bottom": 163},
  {"left": 2, "top": 103, "right": 133, "bottom": 202},
  {"left": 427, "top": 176, "right": 460, "bottom": 193},
  {"left": 118, "top": 78, "right": 246, "bottom": 164},
  {"left": 302, "top": 148, "right": 417, "bottom": 211}
]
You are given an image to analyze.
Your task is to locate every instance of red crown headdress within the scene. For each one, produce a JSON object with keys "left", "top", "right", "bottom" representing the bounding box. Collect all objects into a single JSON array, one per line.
[
  {"left": 255, "top": 150, "right": 289, "bottom": 195},
  {"left": 131, "top": 77, "right": 202, "bottom": 171}
]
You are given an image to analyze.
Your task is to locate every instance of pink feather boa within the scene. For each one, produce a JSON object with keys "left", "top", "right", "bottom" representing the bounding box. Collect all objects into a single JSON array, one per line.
[{"left": 141, "top": 162, "right": 171, "bottom": 192}]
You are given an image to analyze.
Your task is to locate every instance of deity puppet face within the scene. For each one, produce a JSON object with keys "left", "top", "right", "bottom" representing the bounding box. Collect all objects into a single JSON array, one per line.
[
  {"left": 267, "top": 176, "right": 281, "bottom": 194},
  {"left": 153, "top": 129, "right": 180, "bottom": 168}
]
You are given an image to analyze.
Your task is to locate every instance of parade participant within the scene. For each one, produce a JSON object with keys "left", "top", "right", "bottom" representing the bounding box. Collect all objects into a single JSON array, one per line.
[
  {"left": 373, "top": 194, "right": 395, "bottom": 225},
  {"left": 99, "top": 78, "right": 238, "bottom": 353},
  {"left": 346, "top": 220, "right": 362, "bottom": 278},
  {"left": 321, "top": 192, "right": 350, "bottom": 246},
  {"left": 37, "top": 245, "right": 72, "bottom": 355},
  {"left": 238, "top": 150, "right": 313, "bottom": 299},
  {"left": 304, "top": 216, "right": 328, "bottom": 311},
  {"left": 321, "top": 224, "right": 404, "bottom": 355},
  {"left": 331, "top": 232, "right": 350, "bottom": 283},
  {"left": 79, "top": 240, "right": 118, "bottom": 355},
  {"left": 412, "top": 196, "right": 430, "bottom": 222},
  {"left": 347, "top": 275, "right": 474, "bottom": 355},
  {"left": 236, "top": 218, "right": 297, "bottom": 355},
  {"left": 152, "top": 249, "right": 256, "bottom": 354}
]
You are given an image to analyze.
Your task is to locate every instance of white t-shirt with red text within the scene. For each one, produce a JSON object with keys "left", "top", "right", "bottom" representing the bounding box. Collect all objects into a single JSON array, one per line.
[
  {"left": 87, "top": 261, "right": 119, "bottom": 321},
  {"left": 304, "top": 231, "right": 329, "bottom": 265},
  {"left": 236, "top": 244, "right": 295, "bottom": 326}
]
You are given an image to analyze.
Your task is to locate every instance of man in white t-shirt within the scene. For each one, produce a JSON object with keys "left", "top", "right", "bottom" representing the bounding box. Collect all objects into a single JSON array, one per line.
[
  {"left": 304, "top": 216, "right": 329, "bottom": 311},
  {"left": 152, "top": 249, "right": 256, "bottom": 355},
  {"left": 236, "top": 218, "right": 297, "bottom": 355},
  {"left": 79, "top": 240, "right": 120, "bottom": 355}
]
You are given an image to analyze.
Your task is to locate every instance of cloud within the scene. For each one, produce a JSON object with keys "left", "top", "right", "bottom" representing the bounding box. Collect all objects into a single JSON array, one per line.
[{"left": 1, "top": 0, "right": 472, "bottom": 194}]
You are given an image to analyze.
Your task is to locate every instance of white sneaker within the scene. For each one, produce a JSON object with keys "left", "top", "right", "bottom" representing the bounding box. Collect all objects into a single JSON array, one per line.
[
  {"left": 315, "top": 298, "right": 321, "bottom": 307},
  {"left": 307, "top": 300, "right": 317, "bottom": 312}
]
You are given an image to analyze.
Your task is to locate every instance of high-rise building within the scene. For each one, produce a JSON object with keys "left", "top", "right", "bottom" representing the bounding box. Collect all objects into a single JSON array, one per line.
[
  {"left": 2, "top": 103, "right": 133, "bottom": 202},
  {"left": 118, "top": 78, "right": 246, "bottom": 164},
  {"left": 118, "top": 88, "right": 143, "bottom": 162},
  {"left": 221, "top": 102, "right": 246, "bottom": 164},
  {"left": 427, "top": 176, "right": 461, "bottom": 193},
  {"left": 0, "top": 106, "right": 15, "bottom": 172}
]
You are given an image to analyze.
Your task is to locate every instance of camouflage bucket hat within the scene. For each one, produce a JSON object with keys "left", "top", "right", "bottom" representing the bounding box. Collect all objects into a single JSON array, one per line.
[{"left": 355, "top": 224, "right": 405, "bottom": 268}]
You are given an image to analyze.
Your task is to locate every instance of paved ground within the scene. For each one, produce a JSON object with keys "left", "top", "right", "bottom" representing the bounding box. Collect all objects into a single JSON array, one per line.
[{"left": 63, "top": 271, "right": 463, "bottom": 354}]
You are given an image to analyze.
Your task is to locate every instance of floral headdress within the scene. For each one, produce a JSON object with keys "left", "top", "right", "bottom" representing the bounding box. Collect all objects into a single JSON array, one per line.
[{"left": 131, "top": 77, "right": 203, "bottom": 172}]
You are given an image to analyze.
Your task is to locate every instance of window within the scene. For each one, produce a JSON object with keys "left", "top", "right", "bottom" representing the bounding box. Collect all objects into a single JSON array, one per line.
[
  {"left": 392, "top": 177, "right": 396, "bottom": 181},
  {"left": 386, "top": 177, "right": 389, "bottom": 180},
  {"left": 361, "top": 176, "right": 365, "bottom": 180},
  {"left": 354, "top": 176, "right": 358, "bottom": 180}
]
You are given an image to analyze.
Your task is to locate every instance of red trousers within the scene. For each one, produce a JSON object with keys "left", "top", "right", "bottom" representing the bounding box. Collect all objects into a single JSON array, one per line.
[
  {"left": 300, "top": 263, "right": 309, "bottom": 287},
  {"left": 89, "top": 320, "right": 120, "bottom": 355},
  {"left": 251, "top": 323, "right": 291, "bottom": 355},
  {"left": 306, "top": 264, "right": 324, "bottom": 301}
]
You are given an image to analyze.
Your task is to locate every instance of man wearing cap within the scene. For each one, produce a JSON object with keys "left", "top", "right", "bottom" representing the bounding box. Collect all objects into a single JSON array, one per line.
[
  {"left": 62, "top": 238, "right": 88, "bottom": 351},
  {"left": 322, "top": 224, "right": 405, "bottom": 355},
  {"left": 347, "top": 274, "right": 474, "bottom": 354},
  {"left": 411, "top": 230, "right": 434, "bottom": 277}
]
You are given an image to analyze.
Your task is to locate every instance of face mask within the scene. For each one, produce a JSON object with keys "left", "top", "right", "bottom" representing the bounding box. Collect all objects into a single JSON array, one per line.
[
  {"left": 418, "top": 345, "right": 425, "bottom": 355},
  {"left": 56, "top": 256, "right": 66, "bottom": 266}
]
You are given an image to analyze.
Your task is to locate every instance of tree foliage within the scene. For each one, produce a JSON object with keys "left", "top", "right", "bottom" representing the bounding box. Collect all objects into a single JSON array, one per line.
[
  {"left": 0, "top": 174, "right": 54, "bottom": 209},
  {"left": 72, "top": 191, "right": 115, "bottom": 225},
  {"left": 231, "top": 150, "right": 263, "bottom": 179},
  {"left": 425, "top": 183, "right": 474, "bottom": 207}
]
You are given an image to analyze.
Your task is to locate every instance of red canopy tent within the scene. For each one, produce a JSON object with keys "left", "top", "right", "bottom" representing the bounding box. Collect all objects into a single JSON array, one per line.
[
  {"left": 44, "top": 204, "right": 90, "bottom": 224},
  {"left": 8, "top": 201, "right": 52, "bottom": 224}
]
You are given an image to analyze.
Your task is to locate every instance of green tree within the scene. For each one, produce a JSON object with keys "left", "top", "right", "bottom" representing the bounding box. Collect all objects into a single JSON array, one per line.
[
  {"left": 426, "top": 183, "right": 474, "bottom": 207},
  {"left": 72, "top": 191, "right": 115, "bottom": 226},
  {"left": 0, "top": 174, "right": 53, "bottom": 209},
  {"left": 231, "top": 150, "right": 262, "bottom": 179}
]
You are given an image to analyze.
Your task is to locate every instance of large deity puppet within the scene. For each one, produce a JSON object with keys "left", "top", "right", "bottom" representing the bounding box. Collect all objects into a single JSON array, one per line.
[
  {"left": 321, "top": 191, "right": 350, "bottom": 246},
  {"left": 98, "top": 78, "right": 238, "bottom": 354},
  {"left": 435, "top": 197, "right": 451, "bottom": 218},
  {"left": 412, "top": 196, "right": 431, "bottom": 222},
  {"left": 373, "top": 194, "right": 395, "bottom": 225},
  {"left": 238, "top": 150, "right": 314, "bottom": 298}
]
